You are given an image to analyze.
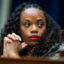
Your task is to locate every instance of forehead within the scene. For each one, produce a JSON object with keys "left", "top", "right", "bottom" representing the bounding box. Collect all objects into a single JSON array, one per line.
[{"left": 20, "top": 8, "right": 45, "bottom": 19}]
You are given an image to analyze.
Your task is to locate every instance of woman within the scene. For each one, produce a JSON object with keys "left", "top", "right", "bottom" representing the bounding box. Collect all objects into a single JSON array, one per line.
[{"left": 0, "top": 3, "right": 63, "bottom": 58}]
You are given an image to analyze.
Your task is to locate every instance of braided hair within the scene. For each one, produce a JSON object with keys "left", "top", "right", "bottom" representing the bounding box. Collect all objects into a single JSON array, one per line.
[{"left": 0, "top": 3, "right": 62, "bottom": 56}]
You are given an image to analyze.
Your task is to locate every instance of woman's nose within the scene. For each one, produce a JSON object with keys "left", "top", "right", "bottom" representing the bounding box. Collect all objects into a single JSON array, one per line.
[{"left": 31, "top": 25, "right": 38, "bottom": 33}]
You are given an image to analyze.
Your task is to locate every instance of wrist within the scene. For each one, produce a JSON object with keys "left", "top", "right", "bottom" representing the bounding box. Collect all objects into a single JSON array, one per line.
[
  {"left": 2, "top": 52, "right": 20, "bottom": 58},
  {"left": 8, "top": 52, "right": 20, "bottom": 58}
]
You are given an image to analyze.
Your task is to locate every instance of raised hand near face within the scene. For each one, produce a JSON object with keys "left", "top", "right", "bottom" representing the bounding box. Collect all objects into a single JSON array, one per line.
[{"left": 3, "top": 33, "right": 28, "bottom": 58}]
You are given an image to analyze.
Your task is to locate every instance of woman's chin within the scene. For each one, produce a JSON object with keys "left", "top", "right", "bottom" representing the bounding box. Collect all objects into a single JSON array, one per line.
[{"left": 26, "top": 41, "right": 38, "bottom": 46}]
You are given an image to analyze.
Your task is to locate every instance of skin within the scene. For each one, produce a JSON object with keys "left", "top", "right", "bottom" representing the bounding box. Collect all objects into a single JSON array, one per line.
[
  {"left": 20, "top": 8, "right": 46, "bottom": 46},
  {"left": 2, "top": 8, "right": 46, "bottom": 58},
  {"left": 3, "top": 33, "right": 28, "bottom": 58}
]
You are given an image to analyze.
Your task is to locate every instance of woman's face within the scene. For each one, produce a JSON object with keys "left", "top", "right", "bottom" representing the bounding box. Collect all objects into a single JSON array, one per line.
[{"left": 20, "top": 8, "right": 46, "bottom": 46}]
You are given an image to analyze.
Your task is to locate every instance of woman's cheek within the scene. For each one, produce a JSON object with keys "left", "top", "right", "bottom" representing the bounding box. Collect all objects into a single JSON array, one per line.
[
  {"left": 39, "top": 27, "right": 46, "bottom": 36},
  {"left": 21, "top": 29, "right": 29, "bottom": 40}
]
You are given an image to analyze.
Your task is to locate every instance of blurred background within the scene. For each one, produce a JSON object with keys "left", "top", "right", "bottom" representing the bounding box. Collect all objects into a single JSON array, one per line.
[{"left": 0, "top": 0, "right": 64, "bottom": 33}]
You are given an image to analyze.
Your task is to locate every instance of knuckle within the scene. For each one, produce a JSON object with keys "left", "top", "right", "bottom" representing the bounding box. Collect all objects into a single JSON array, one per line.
[
  {"left": 12, "top": 33, "right": 16, "bottom": 35},
  {"left": 7, "top": 34, "right": 12, "bottom": 37},
  {"left": 7, "top": 34, "right": 11, "bottom": 36},
  {"left": 4, "top": 37, "right": 7, "bottom": 41},
  {"left": 3, "top": 37, "right": 8, "bottom": 43}
]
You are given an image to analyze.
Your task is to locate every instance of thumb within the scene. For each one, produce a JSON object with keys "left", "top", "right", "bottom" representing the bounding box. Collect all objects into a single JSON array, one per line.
[{"left": 20, "top": 42, "right": 28, "bottom": 50}]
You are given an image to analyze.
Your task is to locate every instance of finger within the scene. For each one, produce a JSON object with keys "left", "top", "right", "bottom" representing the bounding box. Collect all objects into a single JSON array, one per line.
[
  {"left": 4, "top": 37, "right": 12, "bottom": 45},
  {"left": 7, "top": 34, "right": 16, "bottom": 40},
  {"left": 20, "top": 42, "right": 28, "bottom": 50},
  {"left": 4, "top": 37, "right": 12, "bottom": 49},
  {"left": 3, "top": 37, "right": 12, "bottom": 56},
  {"left": 12, "top": 33, "right": 21, "bottom": 41}
]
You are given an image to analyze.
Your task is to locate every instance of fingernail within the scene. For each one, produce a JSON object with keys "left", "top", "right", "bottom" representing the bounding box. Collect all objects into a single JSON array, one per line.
[{"left": 19, "top": 38, "right": 21, "bottom": 41}]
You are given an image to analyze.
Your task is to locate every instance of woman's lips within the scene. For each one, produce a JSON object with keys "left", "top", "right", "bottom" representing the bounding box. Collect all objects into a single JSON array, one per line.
[{"left": 29, "top": 35, "right": 39, "bottom": 40}]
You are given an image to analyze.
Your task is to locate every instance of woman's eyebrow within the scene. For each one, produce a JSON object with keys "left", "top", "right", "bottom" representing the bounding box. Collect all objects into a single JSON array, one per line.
[
  {"left": 37, "top": 18, "right": 44, "bottom": 22},
  {"left": 22, "top": 20, "right": 30, "bottom": 23},
  {"left": 37, "top": 18, "right": 46, "bottom": 23},
  {"left": 37, "top": 19, "right": 42, "bottom": 21}
]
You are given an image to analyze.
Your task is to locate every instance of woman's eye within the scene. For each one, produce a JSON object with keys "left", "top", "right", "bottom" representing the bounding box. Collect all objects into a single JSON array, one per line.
[
  {"left": 37, "top": 23, "right": 43, "bottom": 28},
  {"left": 24, "top": 23, "right": 30, "bottom": 27}
]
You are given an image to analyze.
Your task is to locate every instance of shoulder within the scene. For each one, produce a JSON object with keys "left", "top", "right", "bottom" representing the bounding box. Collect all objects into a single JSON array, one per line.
[{"left": 48, "top": 43, "right": 64, "bottom": 57}]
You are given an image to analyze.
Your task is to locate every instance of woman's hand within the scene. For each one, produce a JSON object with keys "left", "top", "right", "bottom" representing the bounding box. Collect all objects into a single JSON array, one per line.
[{"left": 3, "top": 33, "right": 28, "bottom": 58}]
